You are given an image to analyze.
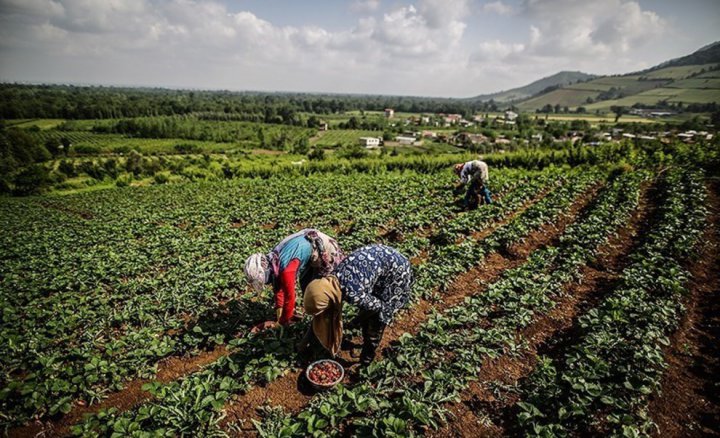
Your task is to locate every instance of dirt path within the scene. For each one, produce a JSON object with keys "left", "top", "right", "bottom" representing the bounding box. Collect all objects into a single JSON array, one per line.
[
  {"left": 427, "top": 181, "right": 656, "bottom": 438},
  {"left": 221, "top": 182, "right": 604, "bottom": 434},
  {"left": 646, "top": 180, "right": 720, "bottom": 437}
]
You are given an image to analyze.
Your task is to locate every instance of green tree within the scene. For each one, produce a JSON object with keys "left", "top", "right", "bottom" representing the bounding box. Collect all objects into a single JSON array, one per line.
[
  {"left": 307, "top": 146, "right": 325, "bottom": 160},
  {"left": 610, "top": 105, "right": 627, "bottom": 123},
  {"left": 13, "top": 164, "right": 51, "bottom": 195}
]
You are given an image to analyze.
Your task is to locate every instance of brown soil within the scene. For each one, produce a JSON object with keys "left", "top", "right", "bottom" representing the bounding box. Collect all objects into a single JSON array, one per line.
[
  {"left": 429, "top": 181, "right": 655, "bottom": 438},
  {"left": 8, "top": 345, "right": 228, "bottom": 438},
  {"left": 220, "top": 182, "right": 602, "bottom": 435},
  {"left": 646, "top": 181, "right": 720, "bottom": 437}
]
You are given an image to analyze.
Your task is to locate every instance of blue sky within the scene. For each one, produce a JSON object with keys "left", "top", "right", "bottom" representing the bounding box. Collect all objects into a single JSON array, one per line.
[{"left": 0, "top": 0, "right": 718, "bottom": 97}]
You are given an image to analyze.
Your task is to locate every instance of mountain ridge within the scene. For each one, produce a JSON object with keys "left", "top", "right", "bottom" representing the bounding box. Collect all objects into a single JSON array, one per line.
[{"left": 491, "top": 41, "right": 720, "bottom": 112}]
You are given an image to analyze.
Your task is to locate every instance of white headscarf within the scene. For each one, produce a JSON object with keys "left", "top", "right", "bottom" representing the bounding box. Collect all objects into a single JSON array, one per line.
[{"left": 244, "top": 253, "right": 270, "bottom": 291}]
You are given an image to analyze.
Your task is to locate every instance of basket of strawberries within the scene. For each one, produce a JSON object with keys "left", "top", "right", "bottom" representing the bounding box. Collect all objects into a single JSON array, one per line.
[{"left": 305, "top": 359, "right": 344, "bottom": 390}]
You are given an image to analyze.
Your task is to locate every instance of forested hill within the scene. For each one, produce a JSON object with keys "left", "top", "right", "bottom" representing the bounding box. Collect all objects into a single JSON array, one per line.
[{"left": 649, "top": 41, "right": 720, "bottom": 70}]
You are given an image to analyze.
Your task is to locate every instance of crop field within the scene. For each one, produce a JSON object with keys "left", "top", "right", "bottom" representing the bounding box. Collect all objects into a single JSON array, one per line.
[
  {"left": 1, "top": 159, "right": 718, "bottom": 438},
  {"left": 587, "top": 86, "right": 720, "bottom": 111},
  {"left": 517, "top": 89, "right": 598, "bottom": 111},
  {"left": 311, "top": 130, "right": 384, "bottom": 147},
  {"left": 568, "top": 77, "right": 667, "bottom": 95},
  {"left": 639, "top": 64, "right": 720, "bottom": 80},
  {"left": 4, "top": 119, "right": 67, "bottom": 130},
  {"left": 667, "top": 77, "right": 720, "bottom": 89}
]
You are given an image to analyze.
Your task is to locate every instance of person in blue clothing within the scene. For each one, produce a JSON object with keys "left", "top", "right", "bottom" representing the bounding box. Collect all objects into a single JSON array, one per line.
[
  {"left": 301, "top": 244, "right": 413, "bottom": 366},
  {"left": 244, "top": 229, "right": 343, "bottom": 332}
]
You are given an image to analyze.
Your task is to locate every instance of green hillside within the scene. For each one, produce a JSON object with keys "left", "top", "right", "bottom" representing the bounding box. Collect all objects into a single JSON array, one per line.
[
  {"left": 513, "top": 42, "right": 720, "bottom": 113},
  {"left": 470, "top": 71, "right": 595, "bottom": 103}
]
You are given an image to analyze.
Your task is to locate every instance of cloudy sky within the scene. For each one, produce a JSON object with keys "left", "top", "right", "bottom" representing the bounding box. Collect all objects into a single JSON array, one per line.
[{"left": 0, "top": 0, "right": 718, "bottom": 97}]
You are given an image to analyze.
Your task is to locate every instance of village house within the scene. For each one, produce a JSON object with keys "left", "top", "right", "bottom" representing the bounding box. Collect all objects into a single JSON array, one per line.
[
  {"left": 453, "top": 132, "right": 488, "bottom": 145},
  {"left": 629, "top": 108, "right": 676, "bottom": 118},
  {"left": 384, "top": 108, "right": 394, "bottom": 119},
  {"left": 504, "top": 110, "right": 518, "bottom": 121},
  {"left": 495, "top": 118, "right": 516, "bottom": 128},
  {"left": 395, "top": 135, "right": 420, "bottom": 145},
  {"left": 359, "top": 137, "right": 381, "bottom": 149},
  {"left": 441, "top": 113, "right": 463, "bottom": 126},
  {"left": 597, "top": 132, "right": 612, "bottom": 142}
]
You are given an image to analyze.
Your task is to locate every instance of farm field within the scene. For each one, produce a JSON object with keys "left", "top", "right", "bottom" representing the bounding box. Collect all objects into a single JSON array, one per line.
[
  {"left": 30, "top": 131, "right": 241, "bottom": 155},
  {"left": 586, "top": 87, "right": 720, "bottom": 111},
  {"left": 310, "top": 130, "right": 383, "bottom": 147},
  {"left": 2, "top": 162, "right": 718, "bottom": 438}
]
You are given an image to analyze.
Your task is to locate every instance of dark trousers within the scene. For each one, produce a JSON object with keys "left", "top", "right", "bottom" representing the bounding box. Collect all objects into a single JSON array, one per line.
[
  {"left": 351, "top": 309, "right": 386, "bottom": 365},
  {"left": 465, "top": 179, "right": 492, "bottom": 210},
  {"left": 297, "top": 325, "right": 331, "bottom": 364}
]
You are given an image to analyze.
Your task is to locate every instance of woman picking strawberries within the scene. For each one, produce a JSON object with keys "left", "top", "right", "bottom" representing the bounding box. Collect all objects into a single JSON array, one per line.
[
  {"left": 301, "top": 244, "right": 413, "bottom": 366},
  {"left": 244, "top": 228, "right": 343, "bottom": 332}
]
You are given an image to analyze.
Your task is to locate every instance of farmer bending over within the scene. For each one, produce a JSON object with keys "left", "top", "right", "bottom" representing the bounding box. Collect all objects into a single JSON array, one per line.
[
  {"left": 300, "top": 244, "right": 413, "bottom": 366},
  {"left": 244, "top": 229, "right": 343, "bottom": 332},
  {"left": 454, "top": 159, "right": 492, "bottom": 210}
]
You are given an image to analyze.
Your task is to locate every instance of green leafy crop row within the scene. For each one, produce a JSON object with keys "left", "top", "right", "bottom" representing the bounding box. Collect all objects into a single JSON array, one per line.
[
  {"left": 252, "top": 170, "right": 643, "bottom": 437},
  {"left": 516, "top": 169, "right": 708, "bottom": 437}
]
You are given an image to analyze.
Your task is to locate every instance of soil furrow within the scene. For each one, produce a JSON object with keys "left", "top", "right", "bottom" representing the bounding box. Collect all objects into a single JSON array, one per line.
[
  {"left": 429, "top": 180, "right": 656, "bottom": 438},
  {"left": 646, "top": 180, "right": 720, "bottom": 437},
  {"left": 7, "top": 346, "right": 229, "bottom": 438},
  {"left": 221, "top": 181, "right": 603, "bottom": 434}
]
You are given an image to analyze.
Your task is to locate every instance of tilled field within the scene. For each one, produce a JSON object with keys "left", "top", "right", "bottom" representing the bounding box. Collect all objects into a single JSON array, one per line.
[{"left": 2, "top": 168, "right": 718, "bottom": 437}]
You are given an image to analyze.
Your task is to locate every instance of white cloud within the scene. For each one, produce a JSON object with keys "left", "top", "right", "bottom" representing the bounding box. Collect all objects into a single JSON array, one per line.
[
  {"left": 521, "top": 0, "right": 666, "bottom": 57},
  {"left": 0, "top": 0, "right": 682, "bottom": 96},
  {"left": 590, "top": 1, "right": 664, "bottom": 52},
  {"left": 417, "top": 0, "right": 468, "bottom": 28},
  {"left": 350, "top": 0, "right": 380, "bottom": 13},
  {"left": 471, "top": 39, "right": 525, "bottom": 61},
  {"left": 482, "top": 1, "right": 515, "bottom": 16}
]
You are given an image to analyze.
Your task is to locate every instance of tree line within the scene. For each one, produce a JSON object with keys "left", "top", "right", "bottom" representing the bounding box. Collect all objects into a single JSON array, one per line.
[{"left": 0, "top": 84, "right": 495, "bottom": 121}]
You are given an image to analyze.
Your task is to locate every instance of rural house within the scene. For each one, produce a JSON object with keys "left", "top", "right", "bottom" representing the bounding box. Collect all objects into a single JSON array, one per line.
[{"left": 359, "top": 137, "right": 381, "bottom": 148}]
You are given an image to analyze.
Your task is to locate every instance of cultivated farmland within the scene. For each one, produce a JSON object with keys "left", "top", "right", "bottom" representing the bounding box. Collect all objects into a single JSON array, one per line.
[{"left": 2, "top": 161, "right": 718, "bottom": 437}]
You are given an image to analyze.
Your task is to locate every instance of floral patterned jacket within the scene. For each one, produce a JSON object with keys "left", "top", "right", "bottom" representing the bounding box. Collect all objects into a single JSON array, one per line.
[{"left": 334, "top": 244, "right": 413, "bottom": 325}]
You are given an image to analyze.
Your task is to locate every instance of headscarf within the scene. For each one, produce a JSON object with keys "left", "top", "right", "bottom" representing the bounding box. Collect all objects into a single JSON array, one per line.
[
  {"left": 303, "top": 276, "right": 343, "bottom": 356},
  {"left": 306, "top": 230, "right": 344, "bottom": 276},
  {"left": 267, "top": 229, "right": 345, "bottom": 280},
  {"left": 454, "top": 163, "right": 464, "bottom": 175},
  {"left": 244, "top": 253, "right": 270, "bottom": 291}
]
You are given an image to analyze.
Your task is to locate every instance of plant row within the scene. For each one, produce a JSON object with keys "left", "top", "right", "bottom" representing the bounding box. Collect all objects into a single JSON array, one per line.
[
  {"left": 67, "top": 169, "right": 598, "bottom": 436},
  {"left": 515, "top": 169, "right": 708, "bottom": 437},
  {"left": 0, "top": 168, "right": 550, "bottom": 428},
  {"left": 251, "top": 170, "right": 644, "bottom": 437}
]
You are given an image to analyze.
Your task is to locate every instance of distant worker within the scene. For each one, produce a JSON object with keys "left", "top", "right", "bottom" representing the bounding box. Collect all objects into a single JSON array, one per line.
[
  {"left": 454, "top": 159, "right": 492, "bottom": 210},
  {"left": 244, "top": 229, "right": 344, "bottom": 332},
  {"left": 300, "top": 244, "right": 413, "bottom": 366}
]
